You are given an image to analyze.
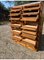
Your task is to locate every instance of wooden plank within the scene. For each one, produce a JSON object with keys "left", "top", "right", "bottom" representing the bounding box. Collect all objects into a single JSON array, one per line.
[
  {"left": 22, "top": 2, "right": 40, "bottom": 8},
  {"left": 11, "top": 6, "right": 22, "bottom": 9},
  {"left": 22, "top": 39, "right": 36, "bottom": 46},
  {"left": 12, "top": 36, "right": 22, "bottom": 41},
  {"left": 23, "top": 6, "right": 40, "bottom": 11},
  {"left": 11, "top": 2, "right": 40, "bottom": 9},
  {"left": 21, "top": 25, "right": 38, "bottom": 31},
  {"left": 11, "top": 30, "right": 21, "bottom": 35},
  {"left": 21, "top": 32, "right": 36, "bottom": 40},
  {"left": 21, "top": 15, "right": 39, "bottom": 22},
  {"left": 10, "top": 9, "right": 21, "bottom": 12},
  {"left": 9, "top": 13, "right": 21, "bottom": 16},
  {"left": 18, "top": 41, "right": 37, "bottom": 51},
  {"left": 13, "top": 40, "right": 37, "bottom": 51},
  {"left": 22, "top": 10, "right": 39, "bottom": 16},
  {"left": 10, "top": 24, "right": 21, "bottom": 28},
  {"left": 10, "top": 18, "right": 20, "bottom": 21},
  {"left": 22, "top": 30, "right": 37, "bottom": 36}
]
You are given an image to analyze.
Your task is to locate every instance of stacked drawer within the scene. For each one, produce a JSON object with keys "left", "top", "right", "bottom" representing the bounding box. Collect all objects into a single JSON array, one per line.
[{"left": 10, "top": 2, "right": 42, "bottom": 51}]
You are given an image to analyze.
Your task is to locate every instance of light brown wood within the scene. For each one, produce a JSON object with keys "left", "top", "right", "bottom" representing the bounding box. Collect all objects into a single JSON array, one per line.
[
  {"left": 10, "top": 18, "right": 20, "bottom": 21},
  {"left": 10, "top": 9, "right": 21, "bottom": 12},
  {"left": 20, "top": 42, "right": 37, "bottom": 51},
  {"left": 22, "top": 30, "right": 36, "bottom": 36},
  {"left": 23, "top": 6, "right": 40, "bottom": 11},
  {"left": 10, "top": 2, "right": 41, "bottom": 51},
  {"left": 9, "top": 13, "right": 21, "bottom": 16},
  {"left": 21, "top": 15, "right": 39, "bottom": 22},
  {"left": 11, "top": 2, "right": 40, "bottom": 10},
  {"left": 22, "top": 10, "right": 39, "bottom": 15},
  {"left": 22, "top": 39, "right": 36, "bottom": 46},
  {"left": 11, "top": 30, "right": 21, "bottom": 35},
  {"left": 22, "top": 2, "right": 40, "bottom": 8},
  {"left": 21, "top": 25, "right": 38, "bottom": 31},
  {"left": 11, "top": 6, "right": 21, "bottom": 9},
  {"left": 10, "top": 24, "right": 21, "bottom": 28},
  {"left": 13, "top": 40, "right": 37, "bottom": 51},
  {"left": 12, "top": 36, "right": 22, "bottom": 41},
  {"left": 21, "top": 32, "right": 36, "bottom": 40},
  {"left": 17, "top": 41, "right": 37, "bottom": 51}
]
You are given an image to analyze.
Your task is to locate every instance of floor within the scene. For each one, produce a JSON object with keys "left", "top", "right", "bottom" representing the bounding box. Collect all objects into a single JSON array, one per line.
[{"left": 0, "top": 23, "right": 44, "bottom": 59}]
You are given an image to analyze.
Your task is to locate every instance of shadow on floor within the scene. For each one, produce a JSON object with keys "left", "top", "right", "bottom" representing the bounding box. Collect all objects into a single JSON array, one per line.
[
  {"left": 39, "top": 34, "right": 44, "bottom": 51},
  {"left": 0, "top": 21, "right": 9, "bottom": 25}
]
